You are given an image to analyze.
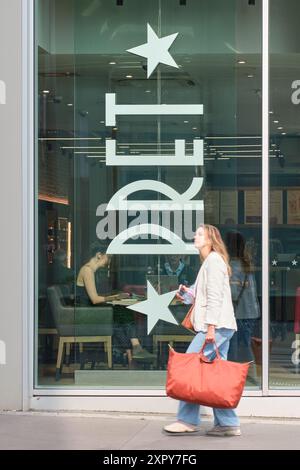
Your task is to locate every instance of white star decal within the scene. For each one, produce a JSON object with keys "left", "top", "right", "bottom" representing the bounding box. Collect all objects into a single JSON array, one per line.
[
  {"left": 272, "top": 259, "right": 278, "bottom": 266},
  {"left": 292, "top": 259, "right": 298, "bottom": 266},
  {"left": 126, "top": 280, "right": 178, "bottom": 334},
  {"left": 127, "top": 24, "right": 179, "bottom": 78}
]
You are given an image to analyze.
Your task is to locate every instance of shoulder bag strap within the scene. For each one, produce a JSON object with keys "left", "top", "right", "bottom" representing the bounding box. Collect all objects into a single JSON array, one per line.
[{"left": 234, "top": 273, "right": 248, "bottom": 307}]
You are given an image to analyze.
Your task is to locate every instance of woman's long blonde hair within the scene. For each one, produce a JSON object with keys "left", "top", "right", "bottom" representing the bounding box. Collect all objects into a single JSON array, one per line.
[{"left": 200, "top": 224, "right": 232, "bottom": 276}]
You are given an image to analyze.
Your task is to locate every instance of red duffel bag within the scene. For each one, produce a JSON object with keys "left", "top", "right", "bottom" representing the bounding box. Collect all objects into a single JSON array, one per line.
[{"left": 166, "top": 340, "right": 250, "bottom": 408}]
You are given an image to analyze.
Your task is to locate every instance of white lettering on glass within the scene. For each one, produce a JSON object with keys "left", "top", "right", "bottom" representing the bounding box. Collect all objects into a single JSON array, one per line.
[
  {"left": 106, "top": 178, "right": 203, "bottom": 211},
  {"left": 96, "top": 27, "right": 205, "bottom": 255},
  {"left": 291, "top": 80, "right": 300, "bottom": 104},
  {"left": 291, "top": 339, "right": 300, "bottom": 365},
  {"left": 105, "top": 93, "right": 203, "bottom": 126},
  {"left": 106, "top": 223, "right": 198, "bottom": 255}
]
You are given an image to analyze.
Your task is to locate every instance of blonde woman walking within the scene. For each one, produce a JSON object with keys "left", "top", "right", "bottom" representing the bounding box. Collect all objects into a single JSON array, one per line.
[{"left": 164, "top": 224, "right": 240, "bottom": 437}]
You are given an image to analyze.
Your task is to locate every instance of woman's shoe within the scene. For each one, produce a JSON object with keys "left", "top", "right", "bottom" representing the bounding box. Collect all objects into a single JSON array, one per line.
[
  {"left": 163, "top": 422, "right": 199, "bottom": 435},
  {"left": 206, "top": 425, "right": 241, "bottom": 437}
]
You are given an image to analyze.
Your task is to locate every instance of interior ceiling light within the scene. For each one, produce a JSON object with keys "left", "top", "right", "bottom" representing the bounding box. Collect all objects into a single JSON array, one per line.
[{"left": 238, "top": 60, "right": 246, "bottom": 64}]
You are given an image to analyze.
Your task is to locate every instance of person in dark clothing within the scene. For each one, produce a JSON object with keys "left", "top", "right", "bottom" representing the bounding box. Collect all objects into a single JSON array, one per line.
[
  {"left": 163, "top": 255, "right": 195, "bottom": 286},
  {"left": 226, "top": 231, "right": 260, "bottom": 374}
]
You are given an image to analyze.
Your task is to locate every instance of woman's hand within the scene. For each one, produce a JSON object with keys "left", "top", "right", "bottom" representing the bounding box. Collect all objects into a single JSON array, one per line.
[
  {"left": 105, "top": 294, "right": 121, "bottom": 302},
  {"left": 116, "top": 292, "right": 131, "bottom": 300},
  {"left": 205, "top": 325, "right": 215, "bottom": 343},
  {"left": 110, "top": 292, "right": 131, "bottom": 301},
  {"left": 176, "top": 284, "right": 189, "bottom": 303}
]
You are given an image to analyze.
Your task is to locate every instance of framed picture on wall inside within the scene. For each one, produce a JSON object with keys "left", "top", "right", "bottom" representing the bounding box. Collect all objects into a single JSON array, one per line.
[
  {"left": 244, "top": 190, "right": 262, "bottom": 224},
  {"left": 287, "top": 190, "right": 300, "bottom": 224},
  {"left": 270, "top": 190, "right": 283, "bottom": 225},
  {"left": 204, "top": 190, "right": 219, "bottom": 224}
]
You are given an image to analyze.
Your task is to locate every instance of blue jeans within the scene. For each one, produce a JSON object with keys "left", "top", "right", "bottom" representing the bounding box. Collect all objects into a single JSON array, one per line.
[{"left": 177, "top": 328, "right": 240, "bottom": 427}]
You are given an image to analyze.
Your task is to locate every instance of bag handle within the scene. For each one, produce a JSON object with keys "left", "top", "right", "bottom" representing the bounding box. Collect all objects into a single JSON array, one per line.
[{"left": 199, "top": 340, "right": 221, "bottom": 362}]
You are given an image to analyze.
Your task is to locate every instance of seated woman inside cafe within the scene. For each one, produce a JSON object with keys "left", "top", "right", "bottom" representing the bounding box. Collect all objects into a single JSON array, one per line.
[{"left": 76, "top": 241, "right": 155, "bottom": 366}]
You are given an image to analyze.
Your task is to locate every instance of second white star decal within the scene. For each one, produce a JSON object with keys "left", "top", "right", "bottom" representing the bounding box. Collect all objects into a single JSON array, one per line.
[{"left": 126, "top": 280, "right": 178, "bottom": 334}]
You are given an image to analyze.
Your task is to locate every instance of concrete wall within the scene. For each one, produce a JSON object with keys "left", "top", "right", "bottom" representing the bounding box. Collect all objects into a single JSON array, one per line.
[{"left": 0, "top": 0, "right": 22, "bottom": 410}]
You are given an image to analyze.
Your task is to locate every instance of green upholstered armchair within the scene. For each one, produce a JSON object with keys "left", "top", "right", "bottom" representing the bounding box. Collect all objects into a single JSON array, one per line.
[{"left": 47, "top": 285, "right": 113, "bottom": 380}]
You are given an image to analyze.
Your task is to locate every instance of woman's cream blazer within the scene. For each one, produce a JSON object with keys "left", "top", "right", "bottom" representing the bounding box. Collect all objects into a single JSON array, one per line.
[{"left": 191, "top": 251, "right": 237, "bottom": 332}]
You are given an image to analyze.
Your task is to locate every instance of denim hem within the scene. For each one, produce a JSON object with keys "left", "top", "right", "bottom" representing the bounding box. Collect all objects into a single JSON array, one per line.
[{"left": 176, "top": 417, "right": 201, "bottom": 427}]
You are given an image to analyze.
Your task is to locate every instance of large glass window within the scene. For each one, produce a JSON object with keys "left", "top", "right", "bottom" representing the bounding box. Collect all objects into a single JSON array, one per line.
[
  {"left": 269, "top": 0, "right": 300, "bottom": 389},
  {"left": 36, "top": 0, "right": 262, "bottom": 389}
]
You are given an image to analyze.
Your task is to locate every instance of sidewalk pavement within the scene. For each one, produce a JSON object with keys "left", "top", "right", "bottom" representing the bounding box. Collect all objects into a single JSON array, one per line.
[{"left": 0, "top": 411, "right": 300, "bottom": 450}]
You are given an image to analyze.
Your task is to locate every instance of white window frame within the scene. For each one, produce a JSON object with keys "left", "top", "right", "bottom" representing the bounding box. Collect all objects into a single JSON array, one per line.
[{"left": 21, "top": 0, "right": 300, "bottom": 413}]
